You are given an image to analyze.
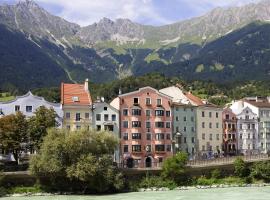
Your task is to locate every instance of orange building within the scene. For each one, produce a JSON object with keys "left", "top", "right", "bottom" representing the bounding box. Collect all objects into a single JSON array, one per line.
[{"left": 117, "top": 87, "right": 173, "bottom": 168}]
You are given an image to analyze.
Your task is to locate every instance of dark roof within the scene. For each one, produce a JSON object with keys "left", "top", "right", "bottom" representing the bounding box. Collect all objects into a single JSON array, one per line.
[{"left": 244, "top": 100, "right": 270, "bottom": 108}]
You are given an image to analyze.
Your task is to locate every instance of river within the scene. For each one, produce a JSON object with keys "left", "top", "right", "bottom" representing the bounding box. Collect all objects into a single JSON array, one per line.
[{"left": 2, "top": 187, "right": 270, "bottom": 200}]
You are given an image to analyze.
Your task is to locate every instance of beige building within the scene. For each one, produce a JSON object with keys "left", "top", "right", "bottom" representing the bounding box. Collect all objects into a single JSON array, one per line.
[
  {"left": 196, "top": 105, "right": 223, "bottom": 158},
  {"left": 61, "top": 79, "right": 92, "bottom": 131}
]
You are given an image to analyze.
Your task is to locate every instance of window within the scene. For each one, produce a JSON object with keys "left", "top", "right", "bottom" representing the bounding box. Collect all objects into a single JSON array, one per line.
[
  {"left": 184, "top": 127, "right": 186, "bottom": 132},
  {"left": 133, "top": 98, "right": 139, "bottom": 105},
  {"left": 202, "top": 111, "right": 205, "bottom": 117},
  {"left": 123, "top": 121, "right": 128, "bottom": 128},
  {"left": 176, "top": 126, "right": 179, "bottom": 132},
  {"left": 202, "top": 145, "right": 205, "bottom": 151},
  {"left": 248, "top": 124, "right": 251, "bottom": 129},
  {"left": 147, "top": 133, "right": 151, "bottom": 140},
  {"left": 157, "top": 99, "right": 162, "bottom": 106},
  {"left": 209, "top": 112, "right": 212, "bottom": 118},
  {"left": 216, "top": 134, "right": 220, "bottom": 140},
  {"left": 166, "top": 134, "right": 171, "bottom": 140},
  {"left": 202, "top": 133, "right": 205, "bottom": 140},
  {"left": 245, "top": 115, "right": 249, "bottom": 120},
  {"left": 155, "top": 122, "right": 164, "bottom": 128},
  {"left": 184, "top": 116, "right": 187, "bottom": 121},
  {"left": 124, "top": 145, "right": 129, "bottom": 153},
  {"left": 112, "top": 114, "right": 116, "bottom": 121},
  {"left": 202, "top": 122, "right": 205, "bottom": 128},
  {"left": 145, "top": 145, "right": 151, "bottom": 153},
  {"left": 192, "top": 137, "right": 195, "bottom": 143},
  {"left": 240, "top": 134, "right": 242, "bottom": 139},
  {"left": 184, "top": 137, "right": 187, "bottom": 143},
  {"left": 240, "top": 124, "right": 242, "bottom": 129},
  {"left": 104, "top": 114, "right": 109, "bottom": 121},
  {"left": 209, "top": 122, "right": 212, "bottom": 129},
  {"left": 66, "top": 112, "right": 70, "bottom": 119},
  {"left": 166, "top": 145, "right": 171, "bottom": 152},
  {"left": 216, "top": 112, "right": 219, "bottom": 118},
  {"left": 209, "top": 134, "right": 213, "bottom": 140},
  {"left": 191, "top": 116, "right": 194, "bottom": 122},
  {"left": 104, "top": 107, "right": 108, "bottom": 111},
  {"left": 155, "top": 133, "right": 165, "bottom": 140},
  {"left": 96, "top": 114, "right": 101, "bottom": 121},
  {"left": 191, "top": 127, "right": 195, "bottom": 132},
  {"left": 166, "top": 111, "right": 171, "bottom": 117},
  {"left": 146, "top": 121, "right": 151, "bottom": 128},
  {"left": 176, "top": 116, "right": 179, "bottom": 121},
  {"left": 132, "top": 121, "right": 141, "bottom": 128},
  {"left": 72, "top": 96, "right": 79, "bottom": 102},
  {"left": 76, "top": 125, "right": 81, "bottom": 130},
  {"left": 132, "top": 145, "right": 141, "bottom": 152},
  {"left": 226, "top": 114, "right": 229, "bottom": 120},
  {"left": 132, "top": 109, "right": 141, "bottom": 116},
  {"left": 155, "top": 109, "right": 164, "bottom": 116},
  {"left": 132, "top": 133, "right": 141, "bottom": 140},
  {"left": 146, "top": 110, "right": 151, "bottom": 116},
  {"left": 123, "top": 109, "right": 128, "bottom": 116},
  {"left": 216, "top": 123, "right": 219, "bottom": 128},
  {"left": 75, "top": 113, "right": 81, "bottom": 121},
  {"left": 166, "top": 122, "right": 171, "bottom": 128},
  {"left": 66, "top": 125, "right": 70, "bottom": 130},
  {"left": 176, "top": 107, "right": 179, "bottom": 111},
  {"left": 252, "top": 124, "right": 255, "bottom": 129},
  {"left": 123, "top": 133, "right": 128, "bottom": 140},
  {"left": 85, "top": 113, "right": 90, "bottom": 119},
  {"left": 155, "top": 145, "right": 165, "bottom": 152},
  {"left": 15, "top": 105, "right": 20, "bottom": 112},
  {"left": 26, "top": 106, "right": 32, "bottom": 112},
  {"left": 146, "top": 98, "right": 151, "bottom": 105},
  {"left": 96, "top": 125, "right": 101, "bottom": 131}
]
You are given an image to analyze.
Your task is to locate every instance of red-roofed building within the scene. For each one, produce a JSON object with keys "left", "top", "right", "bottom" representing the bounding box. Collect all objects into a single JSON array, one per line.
[{"left": 61, "top": 79, "right": 92, "bottom": 131}]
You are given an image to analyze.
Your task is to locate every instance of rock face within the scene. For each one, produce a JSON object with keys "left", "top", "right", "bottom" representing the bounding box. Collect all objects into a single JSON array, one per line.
[{"left": 1, "top": 0, "right": 270, "bottom": 90}]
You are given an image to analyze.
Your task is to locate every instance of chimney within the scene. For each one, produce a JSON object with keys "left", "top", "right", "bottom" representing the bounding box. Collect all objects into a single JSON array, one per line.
[{"left": 84, "top": 79, "right": 89, "bottom": 91}]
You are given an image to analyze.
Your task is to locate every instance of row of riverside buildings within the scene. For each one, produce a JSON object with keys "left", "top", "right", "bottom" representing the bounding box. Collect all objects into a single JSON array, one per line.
[{"left": 1, "top": 79, "right": 270, "bottom": 168}]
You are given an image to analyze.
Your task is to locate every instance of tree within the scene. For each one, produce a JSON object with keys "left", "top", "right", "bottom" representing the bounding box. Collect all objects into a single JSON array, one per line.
[
  {"left": 30, "top": 128, "right": 123, "bottom": 193},
  {"left": 233, "top": 157, "right": 250, "bottom": 178},
  {"left": 28, "top": 106, "right": 57, "bottom": 151},
  {"left": 251, "top": 161, "right": 270, "bottom": 182},
  {"left": 0, "top": 171, "right": 6, "bottom": 197},
  {"left": 0, "top": 112, "right": 28, "bottom": 164},
  {"left": 161, "top": 152, "right": 188, "bottom": 184}
]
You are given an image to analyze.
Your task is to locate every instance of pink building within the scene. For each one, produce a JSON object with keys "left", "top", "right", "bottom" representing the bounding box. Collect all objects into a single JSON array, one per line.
[
  {"left": 222, "top": 108, "right": 238, "bottom": 156},
  {"left": 118, "top": 87, "right": 173, "bottom": 168}
]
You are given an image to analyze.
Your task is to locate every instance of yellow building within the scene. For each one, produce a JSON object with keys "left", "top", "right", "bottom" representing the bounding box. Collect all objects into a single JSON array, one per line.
[{"left": 61, "top": 79, "right": 92, "bottom": 131}]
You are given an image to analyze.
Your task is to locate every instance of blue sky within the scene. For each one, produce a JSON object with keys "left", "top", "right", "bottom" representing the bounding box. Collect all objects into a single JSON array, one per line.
[{"left": 0, "top": 0, "right": 261, "bottom": 26}]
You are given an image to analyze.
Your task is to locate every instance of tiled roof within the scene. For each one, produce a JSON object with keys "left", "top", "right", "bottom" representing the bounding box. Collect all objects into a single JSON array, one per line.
[
  {"left": 185, "top": 92, "right": 204, "bottom": 106},
  {"left": 61, "top": 83, "right": 92, "bottom": 106},
  {"left": 244, "top": 100, "right": 270, "bottom": 108}
]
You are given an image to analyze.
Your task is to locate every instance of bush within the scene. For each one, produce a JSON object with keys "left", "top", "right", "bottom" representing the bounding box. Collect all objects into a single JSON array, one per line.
[
  {"left": 162, "top": 152, "right": 188, "bottom": 185},
  {"left": 211, "top": 169, "right": 222, "bottom": 179},
  {"left": 139, "top": 176, "right": 177, "bottom": 190},
  {"left": 0, "top": 171, "right": 6, "bottom": 197},
  {"left": 233, "top": 157, "right": 250, "bottom": 178},
  {"left": 251, "top": 161, "right": 270, "bottom": 182}
]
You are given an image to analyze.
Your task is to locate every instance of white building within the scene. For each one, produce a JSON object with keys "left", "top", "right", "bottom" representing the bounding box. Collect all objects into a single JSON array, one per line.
[{"left": 0, "top": 91, "right": 63, "bottom": 126}]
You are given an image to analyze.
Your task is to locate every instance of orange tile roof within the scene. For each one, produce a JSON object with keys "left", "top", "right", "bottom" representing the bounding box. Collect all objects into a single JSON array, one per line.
[
  {"left": 185, "top": 92, "right": 204, "bottom": 106},
  {"left": 61, "top": 83, "right": 92, "bottom": 106}
]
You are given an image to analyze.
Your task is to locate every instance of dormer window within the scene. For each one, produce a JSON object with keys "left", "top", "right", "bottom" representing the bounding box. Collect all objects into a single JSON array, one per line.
[
  {"left": 26, "top": 106, "right": 32, "bottom": 112},
  {"left": 72, "top": 96, "right": 79, "bottom": 102}
]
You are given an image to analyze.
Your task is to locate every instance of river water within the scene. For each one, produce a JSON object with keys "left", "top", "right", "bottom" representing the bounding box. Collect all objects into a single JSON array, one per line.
[{"left": 2, "top": 187, "right": 270, "bottom": 200}]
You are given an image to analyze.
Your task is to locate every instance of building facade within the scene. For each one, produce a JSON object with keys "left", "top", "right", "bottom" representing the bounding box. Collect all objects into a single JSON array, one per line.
[
  {"left": 0, "top": 91, "right": 63, "bottom": 126},
  {"left": 172, "top": 103, "right": 197, "bottom": 159},
  {"left": 92, "top": 101, "right": 120, "bottom": 162},
  {"left": 118, "top": 87, "right": 173, "bottom": 168},
  {"left": 61, "top": 79, "right": 92, "bottom": 131},
  {"left": 196, "top": 105, "right": 223, "bottom": 158},
  {"left": 236, "top": 107, "right": 259, "bottom": 155},
  {"left": 222, "top": 108, "right": 237, "bottom": 156}
]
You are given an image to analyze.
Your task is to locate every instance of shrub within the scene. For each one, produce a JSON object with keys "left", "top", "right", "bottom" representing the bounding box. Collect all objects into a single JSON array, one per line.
[
  {"left": 139, "top": 176, "right": 177, "bottom": 190},
  {"left": 251, "top": 161, "right": 270, "bottom": 182},
  {"left": 233, "top": 157, "right": 250, "bottom": 178},
  {"left": 211, "top": 169, "right": 222, "bottom": 179},
  {"left": 0, "top": 171, "right": 6, "bottom": 197}
]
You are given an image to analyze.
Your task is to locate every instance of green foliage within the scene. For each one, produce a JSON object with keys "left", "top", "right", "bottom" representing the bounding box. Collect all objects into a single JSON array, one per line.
[
  {"left": 211, "top": 169, "right": 222, "bottom": 179},
  {"left": 251, "top": 161, "right": 270, "bottom": 182},
  {"left": 161, "top": 152, "right": 188, "bottom": 184},
  {"left": 30, "top": 128, "right": 123, "bottom": 193},
  {"left": 138, "top": 175, "right": 177, "bottom": 190},
  {"left": 28, "top": 106, "right": 57, "bottom": 151},
  {"left": 0, "top": 171, "right": 6, "bottom": 197},
  {"left": 234, "top": 158, "right": 250, "bottom": 178},
  {"left": 0, "top": 112, "right": 28, "bottom": 163},
  {"left": 8, "top": 185, "right": 43, "bottom": 194},
  {"left": 33, "top": 87, "right": 60, "bottom": 103},
  {"left": 196, "top": 176, "right": 246, "bottom": 186}
]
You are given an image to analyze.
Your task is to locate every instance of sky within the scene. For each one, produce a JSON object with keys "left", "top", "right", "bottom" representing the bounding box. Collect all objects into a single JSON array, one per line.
[{"left": 0, "top": 0, "right": 262, "bottom": 26}]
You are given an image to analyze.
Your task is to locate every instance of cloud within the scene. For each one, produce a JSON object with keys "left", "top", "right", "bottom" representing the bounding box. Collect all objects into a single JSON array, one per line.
[{"left": 33, "top": 0, "right": 172, "bottom": 26}]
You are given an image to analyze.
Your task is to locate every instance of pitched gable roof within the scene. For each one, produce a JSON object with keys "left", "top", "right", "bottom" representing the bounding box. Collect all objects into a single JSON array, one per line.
[
  {"left": 185, "top": 92, "right": 204, "bottom": 106},
  {"left": 61, "top": 82, "right": 92, "bottom": 106}
]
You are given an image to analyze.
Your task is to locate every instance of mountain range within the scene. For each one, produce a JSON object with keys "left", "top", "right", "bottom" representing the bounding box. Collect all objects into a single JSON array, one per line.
[{"left": 1, "top": 0, "right": 270, "bottom": 91}]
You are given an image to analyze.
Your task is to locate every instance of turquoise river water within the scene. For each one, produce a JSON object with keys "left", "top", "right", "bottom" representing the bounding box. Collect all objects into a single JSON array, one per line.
[{"left": 2, "top": 187, "right": 270, "bottom": 200}]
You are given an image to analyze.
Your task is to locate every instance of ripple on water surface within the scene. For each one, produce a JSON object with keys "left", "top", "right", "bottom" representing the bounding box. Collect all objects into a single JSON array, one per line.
[{"left": 2, "top": 187, "right": 270, "bottom": 200}]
